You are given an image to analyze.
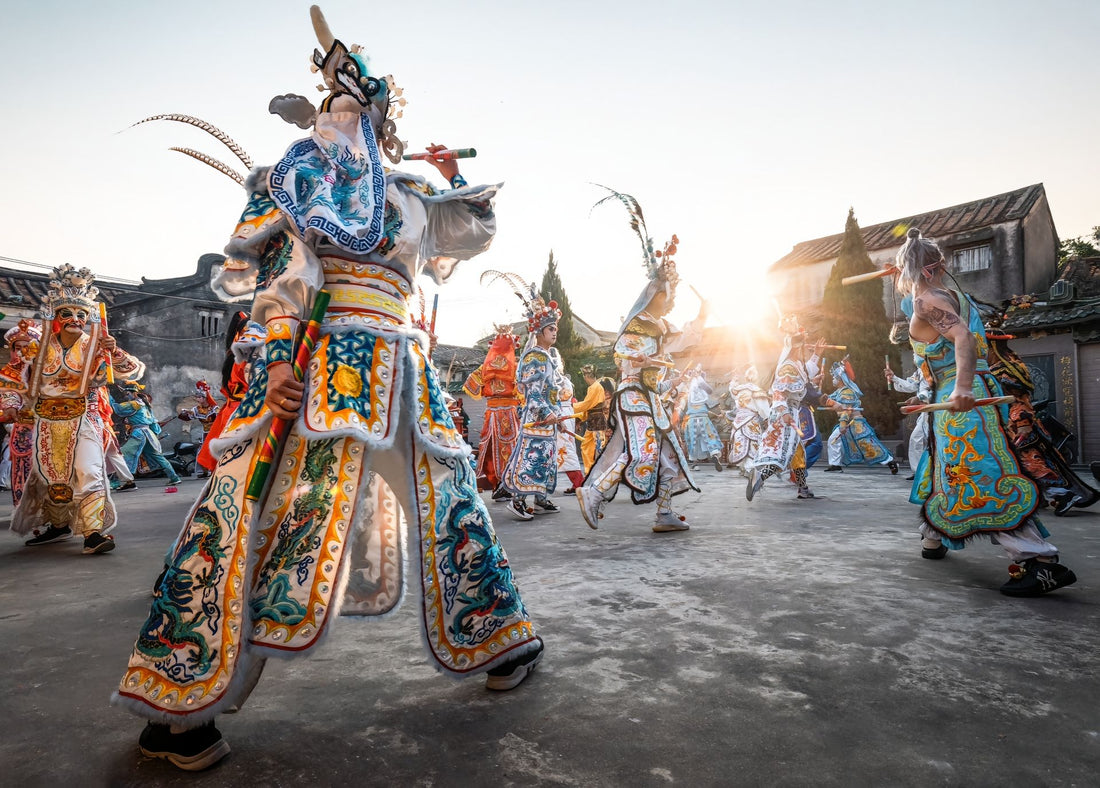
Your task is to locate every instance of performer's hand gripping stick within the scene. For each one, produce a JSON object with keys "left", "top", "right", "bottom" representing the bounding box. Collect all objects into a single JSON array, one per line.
[{"left": 246, "top": 290, "right": 331, "bottom": 502}]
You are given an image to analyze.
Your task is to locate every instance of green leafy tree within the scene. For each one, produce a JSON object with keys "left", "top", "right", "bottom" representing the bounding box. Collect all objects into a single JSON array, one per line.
[
  {"left": 1058, "top": 226, "right": 1100, "bottom": 264},
  {"left": 816, "top": 208, "right": 902, "bottom": 438},
  {"left": 539, "top": 251, "right": 587, "bottom": 383}
]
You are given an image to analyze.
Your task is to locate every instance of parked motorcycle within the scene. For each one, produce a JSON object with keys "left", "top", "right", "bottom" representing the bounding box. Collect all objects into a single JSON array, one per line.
[{"left": 134, "top": 441, "right": 197, "bottom": 479}]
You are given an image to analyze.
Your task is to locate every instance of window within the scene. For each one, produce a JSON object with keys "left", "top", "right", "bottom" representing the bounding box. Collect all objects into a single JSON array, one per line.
[
  {"left": 199, "top": 310, "right": 222, "bottom": 337},
  {"left": 952, "top": 244, "right": 991, "bottom": 273}
]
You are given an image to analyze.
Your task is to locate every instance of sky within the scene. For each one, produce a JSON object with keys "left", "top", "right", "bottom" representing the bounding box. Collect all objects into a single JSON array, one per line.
[{"left": 2, "top": 0, "right": 1098, "bottom": 345}]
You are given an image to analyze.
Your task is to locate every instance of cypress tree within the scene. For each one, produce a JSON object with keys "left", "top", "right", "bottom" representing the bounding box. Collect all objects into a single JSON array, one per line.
[
  {"left": 539, "top": 251, "right": 585, "bottom": 381},
  {"left": 818, "top": 209, "right": 902, "bottom": 437}
]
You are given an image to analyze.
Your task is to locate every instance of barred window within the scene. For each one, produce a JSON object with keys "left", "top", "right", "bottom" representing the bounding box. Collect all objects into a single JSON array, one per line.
[
  {"left": 199, "top": 310, "right": 222, "bottom": 337},
  {"left": 952, "top": 244, "right": 991, "bottom": 273}
]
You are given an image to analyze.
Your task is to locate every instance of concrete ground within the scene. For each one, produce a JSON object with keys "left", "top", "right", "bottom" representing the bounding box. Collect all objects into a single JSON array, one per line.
[{"left": 1, "top": 466, "right": 1097, "bottom": 787}]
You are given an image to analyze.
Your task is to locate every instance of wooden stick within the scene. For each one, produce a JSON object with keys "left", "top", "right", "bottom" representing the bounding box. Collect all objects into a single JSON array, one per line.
[
  {"left": 842, "top": 266, "right": 897, "bottom": 286},
  {"left": 900, "top": 395, "right": 1014, "bottom": 415}
]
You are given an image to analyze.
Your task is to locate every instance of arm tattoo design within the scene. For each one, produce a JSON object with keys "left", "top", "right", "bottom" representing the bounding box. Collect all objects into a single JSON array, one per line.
[{"left": 914, "top": 295, "right": 961, "bottom": 334}]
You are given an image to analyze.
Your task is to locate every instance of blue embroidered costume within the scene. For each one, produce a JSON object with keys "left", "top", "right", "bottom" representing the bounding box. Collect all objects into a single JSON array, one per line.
[{"left": 824, "top": 360, "right": 895, "bottom": 471}]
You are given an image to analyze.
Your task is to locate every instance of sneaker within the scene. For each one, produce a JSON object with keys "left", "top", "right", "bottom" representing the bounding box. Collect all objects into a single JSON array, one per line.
[
  {"left": 532, "top": 498, "right": 560, "bottom": 514},
  {"left": 887, "top": 460, "right": 899, "bottom": 475},
  {"left": 24, "top": 524, "right": 73, "bottom": 546},
  {"left": 746, "top": 469, "right": 762, "bottom": 502},
  {"left": 796, "top": 486, "right": 815, "bottom": 499},
  {"left": 905, "top": 474, "right": 915, "bottom": 481},
  {"left": 999, "top": 558, "right": 1077, "bottom": 597},
  {"left": 507, "top": 498, "right": 534, "bottom": 521},
  {"left": 490, "top": 486, "right": 511, "bottom": 502},
  {"left": 576, "top": 487, "right": 604, "bottom": 530},
  {"left": 921, "top": 543, "right": 948, "bottom": 559},
  {"left": 82, "top": 532, "right": 116, "bottom": 554},
  {"left": 653, "top": 511, "right": 690, "bottom": 532},
  {"left": 113, "top": 480, "right": 137, "bottom": 492},
  {"left": 713, "top": 456, "right": 724, "bottom": 472},
  {"left": 562, "top": 487, "right": 576, "bottom": 495},
  {"left": 824, "top": 465, "right": 843, "bottom": 473},
  {"left": 1053, "top": 493, "right": 1083, "bottom": 517},
  {"left": 485, "top": 636, "right": 544, "bottom": 691},
  {"left": 138, "top": 721, "right": 230, "bottom": 771}
]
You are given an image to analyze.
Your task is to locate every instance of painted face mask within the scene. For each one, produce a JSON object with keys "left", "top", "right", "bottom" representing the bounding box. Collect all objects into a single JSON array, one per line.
[{"left": 56, "top": 308, "right": 89, "bottom": 331}]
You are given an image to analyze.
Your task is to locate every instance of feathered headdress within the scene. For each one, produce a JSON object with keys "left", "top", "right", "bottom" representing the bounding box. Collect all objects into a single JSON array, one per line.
[
  {"left": 42, "top": 265, "right": 100, "bottom": 316},
  {"left": 480, "top": 270, "right": 561, "bottom": 333},
  {"left": 128, "top": 114, "right": 254, "bottom": 186},
  {"left": 591, "top": 185, "right": 679, "bottom": 289}
]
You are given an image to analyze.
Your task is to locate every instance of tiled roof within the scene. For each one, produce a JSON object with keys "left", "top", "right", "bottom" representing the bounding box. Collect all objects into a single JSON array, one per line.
[
  {"left": 0, "top": 267, "right": 128, "bottom": 309},
  {"left": 1002, "top": 301, "right": 1100, "bottom": 331},
  {"left": 771, "top": 184, "right": 1047, "bottom": 271},
  {"left": 433, "top": 344, "right": 485, "bottom": 368}
]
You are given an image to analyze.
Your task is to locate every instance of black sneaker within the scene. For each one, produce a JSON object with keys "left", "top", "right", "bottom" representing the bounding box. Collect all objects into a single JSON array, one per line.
[
  {"left": 824, "top": 465, "right": 843, "bottom": 473},
  {"left": 486, "top": 636, "right": 545, "bottom": 691},
  {"left": 905, "top": 474, "right": 916, "bottom": 481},
  {"left": 713, "top": 456, "right": 724, "bottom": 472},
  {"left": 82, "top": 532, "right": 116, "bottom": 554},
  {"left": 490, "top": 487, "right": 511, "bottom": 502},
  {"left": 25, "top": 524, "right": 73, "bottom": 546},
  {"left": 796, "top": 486, "right": 815, "bottom": 499},
  {"left": 113, "top": 480, "right": 137, "bottom": 492},
  {"left": 138, "top": 721, "right": 230, "bottom": 771},
  {"left": 533, "top": 498, "right": 560, "bottom": 514},
  {"left": 887, "top": 460, "right": 899, "bottom": 475},
  {"left": 999, "top": 559, "right": 1077, "bottom": 597},
  {"left": 921, "top": 543, "right": 948, "bottom": 560},
  {"left": 507, "top": 498, "right": 533, "bottom": 521}
]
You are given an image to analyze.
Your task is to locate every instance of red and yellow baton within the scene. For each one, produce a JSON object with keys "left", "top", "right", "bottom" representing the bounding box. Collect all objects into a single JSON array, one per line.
[
  {"left": 99, "top": 303, "right": 114, "bottom": 384},
  {"left": 246, "top": 290, "right": 331, "bottom": 502}
]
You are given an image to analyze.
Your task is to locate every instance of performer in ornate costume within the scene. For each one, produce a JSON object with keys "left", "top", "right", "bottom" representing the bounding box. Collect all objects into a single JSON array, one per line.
[
  {"left": 985, "top": 330, "right": 1099, "bottom": 516},
  {"left": 11, "top": 265, "right": 145, "bottom": 553},
  {"left": 822, "top": 358, "right": 899, "bottom": 474},
  {"left": 726, "top": 365, "right": 770, "bottom": 476},
  {"left": 195, "top": 311, "right": 255, "bottom": 473},
  {"left": 747, "top": 318, "right": 840, "bottom": 501},
  {"left": 462, "top": 324, "right": 521, "bottom": 499},
  {"left": 179, "top": 379, "right": 221, "bottom": 477},
  {"left": 885, "top": 363, "right": 931, "bottom": 480},
  {"left": 0, "top": 320, "right": 42, "bottom": 506},
  {"left": 111, "top": 382, "right": 182, "bottom": 491},
  {"left": 576, "top": 189, "right": 705, "bottom": 533},
  {"left": 500, "top": 286, "right": 564, "bottom": 520},
  {"left": 681, "top": 371, "right": 724, "bottom": 471},
  {"left": 573, "top": 363, "right": 610, "bottom": 474},
  {"left": 555, "top": 374, "right": 585, "bottom": 493},
  {"left": 115, "top": 8, "right": 542, "bottom": 770},
  {"left": 895, "top": 227, "right": 1075, "bottom": 596}
]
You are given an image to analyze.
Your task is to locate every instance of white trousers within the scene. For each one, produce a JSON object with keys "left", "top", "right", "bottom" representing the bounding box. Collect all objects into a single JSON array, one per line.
[
  {"left": 920, "top": 521, "right": 1058, "bottom": 562},
  {"left": 908, "top": 414, "right": 929, "bottom": 472}
]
